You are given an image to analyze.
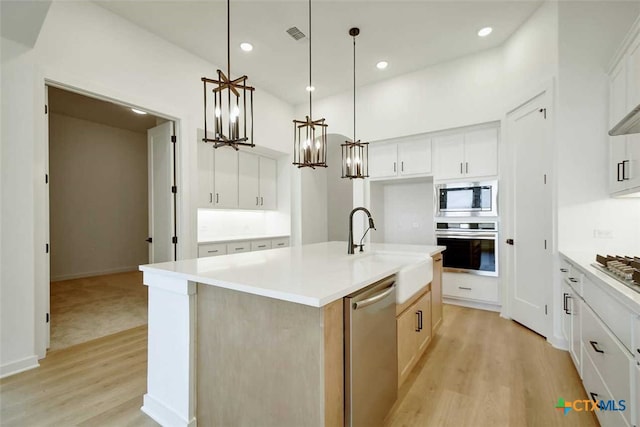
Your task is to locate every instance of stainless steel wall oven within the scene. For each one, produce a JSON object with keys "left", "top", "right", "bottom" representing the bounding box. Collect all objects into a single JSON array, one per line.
[{"left": 435, "top": 221, "right": 498, "bottom": 276}]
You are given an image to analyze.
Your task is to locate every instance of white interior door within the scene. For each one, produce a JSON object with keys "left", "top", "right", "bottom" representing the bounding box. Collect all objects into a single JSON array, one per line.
[
  {"left": 44, "top": 85, "right": 51, "bottom": 350},
  {"left": 148, "top": 121, "right": 175, "bottom": 263},
  {"left": 505, "top": 91, "right": 552, "bottom": 337}
]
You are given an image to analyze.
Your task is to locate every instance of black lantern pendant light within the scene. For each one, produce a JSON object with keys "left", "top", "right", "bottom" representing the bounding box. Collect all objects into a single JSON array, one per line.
[
  {"left": 341, "top": 28, "right": 369, "bottom": 179},
  {"left": 201, "top": 0, "right": 255, "bottom": 150},
  {"left": 292, "top": 0, "right": 328, "bottom": 168}
]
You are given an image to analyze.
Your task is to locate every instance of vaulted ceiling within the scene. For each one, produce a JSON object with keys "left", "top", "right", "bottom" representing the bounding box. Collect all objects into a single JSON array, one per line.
[{"left": 94, "top": 1, "right": 543, "bottom": 105}]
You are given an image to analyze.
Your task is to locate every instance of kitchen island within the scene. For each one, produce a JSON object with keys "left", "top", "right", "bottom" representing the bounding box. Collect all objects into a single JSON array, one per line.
[{"left": 139, "top": 241, "right": 444, "bottom": 427}]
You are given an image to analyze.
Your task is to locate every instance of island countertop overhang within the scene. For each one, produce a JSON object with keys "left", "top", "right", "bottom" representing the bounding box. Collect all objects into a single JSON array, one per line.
[{"left": 139, "top": 241, "right": 445, "bottom": 307}]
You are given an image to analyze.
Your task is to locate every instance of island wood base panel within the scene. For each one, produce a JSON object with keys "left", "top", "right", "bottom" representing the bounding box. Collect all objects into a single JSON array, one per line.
[{"left": 196, "top": 284, "right": 344, "bottom": 427}]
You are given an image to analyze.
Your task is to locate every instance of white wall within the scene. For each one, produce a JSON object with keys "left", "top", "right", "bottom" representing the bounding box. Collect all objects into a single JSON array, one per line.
[
  {"left": 557, "top": 2, "right": 640, "bottom": 255},
  {"left": 370, "top": 180, "right": 435, "bottom": 245},
  {"left": 1, "top": 1, "right": 293, "bottom": 375},
  {"left": 49, "top": 113, "right": 148, "bottom": 280}
]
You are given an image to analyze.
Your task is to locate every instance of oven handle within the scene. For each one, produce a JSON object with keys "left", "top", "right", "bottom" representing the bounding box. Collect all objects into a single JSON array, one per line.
[{"left": 435, "top": 233, "right": 497, "bottom": 239}]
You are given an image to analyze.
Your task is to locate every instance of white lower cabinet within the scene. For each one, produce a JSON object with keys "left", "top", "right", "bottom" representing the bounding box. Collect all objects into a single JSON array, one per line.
[
  {"left": 635, "top": 363, "right": 640, "bottom": 427},
  {"left": 198, "top": 237, "right": 290, "bottom": 258},
  {"left": 442, "top": 273, "right": 498, "bottom": 303},
  {"left": 582, "top": 345, "right": 630, "bottom": 427},
  {"left": 198, "top": 243, "right": 227, "bottom": 258}
]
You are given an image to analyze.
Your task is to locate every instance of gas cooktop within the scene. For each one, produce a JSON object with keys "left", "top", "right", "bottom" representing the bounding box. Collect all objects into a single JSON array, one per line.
[{"left": 592, "top": 254, "right": 640, "bottom": 294}]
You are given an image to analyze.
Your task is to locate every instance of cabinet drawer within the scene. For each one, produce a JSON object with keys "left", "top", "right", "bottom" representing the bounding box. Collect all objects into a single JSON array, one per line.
[
  {"left": 582, "top": 303, "right": 632, "bottom": 425},
  {"left": 442, "top": 273, "right": 498, "bottom": 303},
  {"left": 227, "top": 242, "right": 250, "bottom": 253},
  {"left": 582, "top": 345, "right": 630, "bottom": 427},
  {"left": 198, "top": 243, "right": 228, "bottom": 258},
  {"left": 635, "top": 363, "right": 640, "bottom": 427},
  {"left": 583, "top": 277, "right": 633, "bottom": 351},
  {"left": 251, "top": 239, "right": 272, "bottom": 251},
  {"left": 565, "top": 264, "right": 583, "bottom": 296},
  {"left": 271, "top": 237, "right": 290, "bottom": 248}
]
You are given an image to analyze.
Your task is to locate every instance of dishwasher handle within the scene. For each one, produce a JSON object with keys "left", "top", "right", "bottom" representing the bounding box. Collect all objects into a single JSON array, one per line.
[{"left": 353, "top": 283, "right": 396, "bottom": 310}]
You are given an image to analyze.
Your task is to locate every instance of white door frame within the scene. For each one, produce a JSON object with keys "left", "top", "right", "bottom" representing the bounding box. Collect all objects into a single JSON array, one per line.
[
  {"left": 34, "top": 69, "right": 188, "bottom": 359},
  {"left": 500, "top": 79, "right": 558, "bottom": 344}
]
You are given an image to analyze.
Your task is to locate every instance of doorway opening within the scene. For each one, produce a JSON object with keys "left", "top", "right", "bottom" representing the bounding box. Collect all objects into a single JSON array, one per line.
[{"left": 46, "top": 86, "right": 177, "bottom": 351}]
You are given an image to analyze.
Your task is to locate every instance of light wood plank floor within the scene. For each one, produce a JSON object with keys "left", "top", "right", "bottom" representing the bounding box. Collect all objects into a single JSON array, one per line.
[
  {"left": 386, "top": 304, "right": 598, "bottom": 427},
  {"left": 1, "top": 305, "right": 597, "bottom": 426}
]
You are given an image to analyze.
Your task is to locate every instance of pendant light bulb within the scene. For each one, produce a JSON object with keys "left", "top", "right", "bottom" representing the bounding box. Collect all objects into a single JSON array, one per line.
[{"left": 214, "top": 106, "right": 221, "bottom": 118}]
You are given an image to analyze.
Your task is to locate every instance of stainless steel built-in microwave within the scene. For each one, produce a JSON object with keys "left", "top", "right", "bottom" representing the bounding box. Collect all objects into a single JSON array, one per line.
[{"left": 436, "top": 180, "right": 498, "bottom": 217}]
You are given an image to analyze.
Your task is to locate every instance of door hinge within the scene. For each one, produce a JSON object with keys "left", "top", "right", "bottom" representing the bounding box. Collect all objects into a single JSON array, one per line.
[
  {"left": 171, "top": 135, "right": 177, "bottom": 143},
  {"left": 172, "top": 236, "right": 178, "bottom": 244},
  {"left": 171, "top": 186, "right": 177, "bottom": 194},
  {"left": 45, "top": 243, "right": 49, "bottom": 253},
  {"left": 46, "top": 312, "right": 50, "bottom": 323},
  {"left": 45, "top": 105, "right": 48, "bottom": 114},
  {"left": 539, "top": 108, "right": 547, "bottom": 119},
  {"left": 45, "top": 174, "right": 49, "bottom": 184},
  {"left": 545, "top": 305, "right": 548, "bottom": 315}
]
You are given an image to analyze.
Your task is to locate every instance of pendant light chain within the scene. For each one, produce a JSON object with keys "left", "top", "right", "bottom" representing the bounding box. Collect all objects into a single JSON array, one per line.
[
  {"left": 353, "top": 34, "right": 356, "bottom": 143},
  {"left": 309, "top": 0, "right": 312, "bottom": 119}
]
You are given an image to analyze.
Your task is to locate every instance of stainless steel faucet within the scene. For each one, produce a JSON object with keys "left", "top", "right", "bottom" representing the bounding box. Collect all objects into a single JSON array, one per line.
[{"left": 348, "top": 207, "right": 376, "bottom": 254}]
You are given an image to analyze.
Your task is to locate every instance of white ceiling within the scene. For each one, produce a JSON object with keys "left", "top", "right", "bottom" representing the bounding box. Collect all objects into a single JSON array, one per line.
[
  {"left": 94, "top": 1, "right": 543, "bottom": 105},
  {"left": 48, "top": 86, "right": 165, "bottom": 133}
]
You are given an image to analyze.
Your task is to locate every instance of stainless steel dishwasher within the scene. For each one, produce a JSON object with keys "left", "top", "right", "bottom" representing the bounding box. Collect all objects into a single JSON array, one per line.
[{"left": 344, "top": 275, "right": 398, "bottom": 427}]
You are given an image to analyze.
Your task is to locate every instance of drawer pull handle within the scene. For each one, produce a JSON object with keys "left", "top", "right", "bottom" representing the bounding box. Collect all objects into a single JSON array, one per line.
[
  {"left": 560, "top": 268, "right": 568, "bottom": 273},
  {"left": 589, "top": 392, "right": 599, "bottom": 407},
  {"left": 568, "top": 277, "right": 578, "bottom": 283},
  {"left": 277, "top": 243, "right": 284, "bottom": 246},
  {"left": 415, "top": 310, "right": 423, "bottom": 332},
  {"left": 589, "top": 341, "right": 604, "bottom": 354},
  {"left": 258, "top": 245, "right": 266, "bottom": 248},
  {"left": 563, "top": 293, "right": 569, "bottom": 314},
  {"left": 458, "top": 286, "right": 472, "bottom": 290},
  {"left": 636, "top": 348, "right": 640, "bottom": 355},
  {"left": 207, "top": 250, "right": 218, "bottom": 253},
  {"left": 235, "top": 247, "right": 244, "bottom": 251}
]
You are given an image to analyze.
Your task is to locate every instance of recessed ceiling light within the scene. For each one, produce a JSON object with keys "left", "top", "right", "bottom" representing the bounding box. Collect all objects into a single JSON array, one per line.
[
  {"left": 478, "top": 27, "right": 493, "bottom": 37},
  {"left": 240, "top": 42, "right": 253, "bottom": 52},
  {"left": 306, "top": 86, "right": 315, "bottom": 92},
  {"left": 131, "top": 108, "right": 147, "bottom": 115},
  {"left": 376, "top": 61, "right": 388, "bottom": 70}
]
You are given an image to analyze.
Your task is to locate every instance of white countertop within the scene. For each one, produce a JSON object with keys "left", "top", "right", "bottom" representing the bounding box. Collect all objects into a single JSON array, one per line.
[
  {"left": 560, "top": 251, "right": 640, "bottom": 313},
  {"left": 140, "top": 241, "right": 445, "bottom": 307}
]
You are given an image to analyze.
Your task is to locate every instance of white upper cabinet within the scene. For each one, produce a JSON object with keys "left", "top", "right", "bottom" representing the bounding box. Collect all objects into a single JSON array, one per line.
[
  {"left": 433, "top": 127, "right": 498, "bottom": 180},
  {"left": 198, "top": 139, "right": 214, "bottom": 208},
  {"left": 369, "top": 137, "right": 431, "bottom": 179},
  {"left": 238, "top": 152, "right": 260, "bottom": 209},
  {"left": 259, "top": 157, "right": 277, "bottom": 210},
  {"left": 214, "top": 147, "right": 239, "bottom": 208},
  {"left": 369, "top": 144, "right": 398, "bottom": 178},
  {"left": 609, "top": 25, "right": 640, "bottom": 196}
]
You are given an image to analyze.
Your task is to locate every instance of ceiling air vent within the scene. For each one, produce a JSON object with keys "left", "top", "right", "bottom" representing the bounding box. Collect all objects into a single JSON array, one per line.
[{"left": 286, "top": 26, "right": 306, "bottom": 41}]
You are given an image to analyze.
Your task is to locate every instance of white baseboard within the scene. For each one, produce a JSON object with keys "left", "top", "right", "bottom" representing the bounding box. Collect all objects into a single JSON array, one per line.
[
  {"left": 0, "top": 355, "right": 39, "bottom": 379},
  {"left": 142, "top": 393, "right": 196, "bottom": 427},
  {"left": 444, "top": 296, "right": 501, "bottom": 312},
  {"left": 51, "top": 265, "right": 139, "bottom": 282},
  {"left": 548, "top": 335, "right": 569, "bottom": 351}
]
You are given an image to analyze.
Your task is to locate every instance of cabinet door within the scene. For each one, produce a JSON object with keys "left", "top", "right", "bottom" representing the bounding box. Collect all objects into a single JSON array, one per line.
[
  {"left": 610, "top": 59, "right": 628, "bottom": 128},
  {"left": 610, "top": 137, "right": 628, "bottom": 193},
  {"left": 197, "top": 139, "right": 214, "bottom": 208},
  {"left": 368, "top": 143, "right": 398, "bottom": 178},
  {"left": 433, "top": 134, "right": 464, "bottom": 180},
  {"left": 431, "top": 255, "right": 443, "bottom": 332},
  {"left": 464, "top": 128, "right": 498, "bottom": 178},
  {"left": 627, "top": 35, "right": 640, "bottom": 111},
  {"left": 635, "top": 363, "right": 640, "bottom": 427},
  {"left": 259, "top": 157, "right": 277, "bottom": 210},
  {"left": 415, "top": 291, "right": 432, "bottom": 354},
  {"left": 214, "top": 147, "right": 238, "bottom": 208},
  {"left": 625, "top": 134, "right": 640, "bottom": 191},
  {"left": 238, "top": 152, "right": 260, "bottom": 209},
  {"left": 561, "top": 282, "right": 571, "bottom": 343},
  {"left": 569, "top": 294, "right": 581, "bottom": 375},
  {"left": 397, "top": 305, "right": 419, "bottom": 385},
  {"left": 398, "top": 139, "right": 431, "bottom": 176}
]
